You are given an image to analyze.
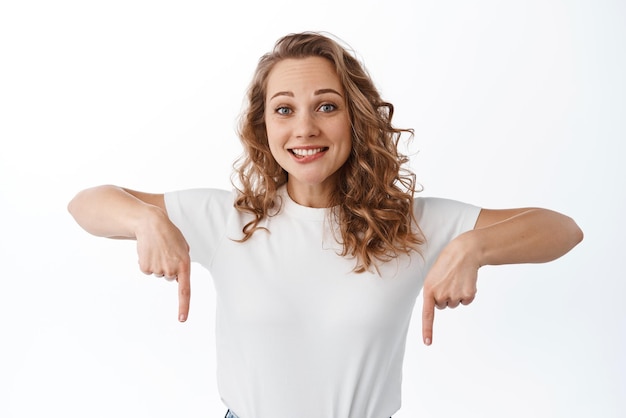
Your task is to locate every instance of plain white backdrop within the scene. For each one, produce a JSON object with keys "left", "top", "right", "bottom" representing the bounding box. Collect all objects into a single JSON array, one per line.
[{"left": 1, "top": 0, "right": 624, "bottom": 417}]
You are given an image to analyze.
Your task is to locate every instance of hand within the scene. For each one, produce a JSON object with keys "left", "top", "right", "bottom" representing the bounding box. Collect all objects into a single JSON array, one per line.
[
  {"left": 135, "top": 207, "right": 191, "bottom": 322},
  {"left": 421, "top": 233, "right": 479, "bottom": 345}
]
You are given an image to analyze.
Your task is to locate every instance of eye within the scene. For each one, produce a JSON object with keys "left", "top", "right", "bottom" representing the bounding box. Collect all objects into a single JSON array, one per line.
[
  {"left": 276, "top": 106, "right": 292, "bottom": 115},
  {"left": 318, "top": 103, "right": 336, "bottom": 113}
]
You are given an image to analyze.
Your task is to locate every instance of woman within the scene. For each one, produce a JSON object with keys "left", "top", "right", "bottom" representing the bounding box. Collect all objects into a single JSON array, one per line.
[{"left": 68, "top": 32, "right": 583, "bottom": 418}]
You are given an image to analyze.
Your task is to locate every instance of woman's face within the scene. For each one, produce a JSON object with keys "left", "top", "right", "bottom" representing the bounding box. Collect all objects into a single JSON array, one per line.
[{"left": 264, "top": 56, "right": 352, "bottom": 207}]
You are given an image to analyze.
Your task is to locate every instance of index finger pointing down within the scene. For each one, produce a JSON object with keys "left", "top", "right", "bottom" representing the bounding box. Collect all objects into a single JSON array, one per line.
[
  {"left": 177, "top": 270, "right": 191, "bottom": 322},
  {"left": 422, "top": 292, "right": 436, "bottom": 346}
]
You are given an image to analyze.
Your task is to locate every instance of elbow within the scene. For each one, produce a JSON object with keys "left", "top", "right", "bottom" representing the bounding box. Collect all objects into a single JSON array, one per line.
[
  {"left": 574, "top": 222, "right": 584, "bottom": 246},
  {"left": 67, "top": 185, "right": 105, "bottom": 219},
  {"left": 67, "top": 194, "right": 78, "bottom": 218},
  {"left": 67, "top": 190, "right": 86, "bottom": 220},
  {"left": 566, "top": 215, "right": 584, "bottom": 250},
  {"left": 67, "top": 187, "right": 96, "bottom": 221}
]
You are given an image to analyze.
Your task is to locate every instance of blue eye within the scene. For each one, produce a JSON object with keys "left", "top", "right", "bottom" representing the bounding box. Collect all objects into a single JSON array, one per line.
[
  {"left": 276, "top": 106, "right": 292, "bottom": 115},
  {"left": 319, "top": 103, "right": 336, "bottom": 112}
]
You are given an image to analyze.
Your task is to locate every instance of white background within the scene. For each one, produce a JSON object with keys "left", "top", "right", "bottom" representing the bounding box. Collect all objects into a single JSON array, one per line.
[{"left": 1, "top": 0, "right": 624, "bottom": 417}]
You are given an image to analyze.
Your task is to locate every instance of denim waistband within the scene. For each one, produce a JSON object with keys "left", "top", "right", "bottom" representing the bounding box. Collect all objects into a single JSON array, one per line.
[{"left": 225, "top": 410, "right": 391, "bottom": 418}]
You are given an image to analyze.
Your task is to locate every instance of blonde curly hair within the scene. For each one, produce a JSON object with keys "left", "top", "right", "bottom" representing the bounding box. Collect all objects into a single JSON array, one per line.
[{"left": 233, "top": 32, "right": 423, "bottom": 273}]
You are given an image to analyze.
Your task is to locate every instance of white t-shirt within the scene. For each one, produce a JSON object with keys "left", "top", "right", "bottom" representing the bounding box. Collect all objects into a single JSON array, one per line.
[{"left": 164, "top": 186, "right": 480, "bottom": 418}]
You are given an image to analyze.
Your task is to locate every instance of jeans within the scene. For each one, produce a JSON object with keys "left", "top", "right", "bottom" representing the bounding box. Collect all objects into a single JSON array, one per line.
[{"left": 225, "top": 410, "right": 391, "bottom": 418}]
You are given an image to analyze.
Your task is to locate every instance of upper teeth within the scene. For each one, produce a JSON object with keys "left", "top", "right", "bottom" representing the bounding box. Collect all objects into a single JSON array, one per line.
[{"left": 292, "top": 148, "right": 323, "bottom": 156}]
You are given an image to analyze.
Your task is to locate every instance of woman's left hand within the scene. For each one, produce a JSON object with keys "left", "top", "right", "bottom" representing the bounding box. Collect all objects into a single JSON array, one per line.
[{"left": 420, "top": 206, "right": 583, "bottom": 346}]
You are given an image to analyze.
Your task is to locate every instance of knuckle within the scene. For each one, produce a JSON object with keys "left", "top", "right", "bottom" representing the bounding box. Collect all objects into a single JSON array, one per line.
[{"left": 138, "top": 264, "right": 151, "bottom": 275}]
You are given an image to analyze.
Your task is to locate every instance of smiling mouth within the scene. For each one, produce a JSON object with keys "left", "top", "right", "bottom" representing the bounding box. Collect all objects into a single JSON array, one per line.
[{"left": 289, "top": 147, "right": 329, "bottom": 158}]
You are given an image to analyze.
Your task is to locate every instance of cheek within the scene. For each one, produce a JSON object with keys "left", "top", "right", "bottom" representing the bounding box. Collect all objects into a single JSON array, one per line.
[
  {"left": 340, "top": 139, "right": 352, "bottom": 165},
  {"left": 265, "top": 125, "right": 286, "bottom": 164},
  {"left": 337, "top": 119, "right": 353, "bottom": 156},
  {"left": 264, "top": 118, "right": 277, "bottom": 145},
  {"left": 264, "top": 115, "right": 285, "bottom": 140}
]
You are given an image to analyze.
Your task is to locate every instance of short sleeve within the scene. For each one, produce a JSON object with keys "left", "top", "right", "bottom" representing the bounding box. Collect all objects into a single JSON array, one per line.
[
  {"left": 164, "top": 188, "right": 234, "bottom": 268},
  {"left": 414, "top": 197, "right": 481, "bottom": 269}
]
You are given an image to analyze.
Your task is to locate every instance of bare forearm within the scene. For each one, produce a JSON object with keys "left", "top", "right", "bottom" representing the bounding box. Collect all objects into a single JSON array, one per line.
[
  {"left": 463, "top": 208, "right": 583, "bottom": 267},
  {"left": 67, "top": 185, "right": 162, "bottom": 239}
]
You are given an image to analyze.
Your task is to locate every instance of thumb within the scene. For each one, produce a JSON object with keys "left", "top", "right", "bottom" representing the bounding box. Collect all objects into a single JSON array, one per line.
[{"left": 422, "top": 290, "right": 435, "bottom": 346}]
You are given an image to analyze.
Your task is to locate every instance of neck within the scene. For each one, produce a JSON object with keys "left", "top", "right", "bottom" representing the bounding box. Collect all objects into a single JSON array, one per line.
[{"left": 286, "top": 182, "right": 335, "bottom": 208}]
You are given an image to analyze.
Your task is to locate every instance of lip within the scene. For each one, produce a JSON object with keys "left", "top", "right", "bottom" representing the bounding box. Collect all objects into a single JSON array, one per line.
[{"left": 288, "top": 146, "right": 329, "bottom": 163}]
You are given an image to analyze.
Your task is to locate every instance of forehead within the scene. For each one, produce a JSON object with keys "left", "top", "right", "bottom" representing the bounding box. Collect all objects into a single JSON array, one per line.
[{"left": 266, "top": 57, "right": 343, "bottom": 96}]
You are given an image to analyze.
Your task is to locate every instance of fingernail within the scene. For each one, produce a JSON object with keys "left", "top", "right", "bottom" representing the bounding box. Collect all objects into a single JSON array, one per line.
[
  {"left": 425, "top": 338, "right": 431, "bottom": 346},
  {"left": 179, "top": 314, "right": 187, "bottom": 322}
]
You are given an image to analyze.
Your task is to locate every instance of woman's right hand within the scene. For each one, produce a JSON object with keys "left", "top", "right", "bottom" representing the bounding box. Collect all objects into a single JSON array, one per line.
[
  {"left": 135, "top": 206, "right": 191, "bottom": 322},
  {"left": 68, "top": 185, "right": 192, "bottom": 322}
]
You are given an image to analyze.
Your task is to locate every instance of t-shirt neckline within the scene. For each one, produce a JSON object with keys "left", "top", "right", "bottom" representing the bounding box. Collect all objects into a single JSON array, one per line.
[{"left": 278, "top": 186, "right": 332, "bottom": 221}]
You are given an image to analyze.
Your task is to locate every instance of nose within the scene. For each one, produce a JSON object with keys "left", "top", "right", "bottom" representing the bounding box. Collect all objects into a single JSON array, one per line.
[{"left": 294, "top": 112, "right": 319, "bottom": 138}]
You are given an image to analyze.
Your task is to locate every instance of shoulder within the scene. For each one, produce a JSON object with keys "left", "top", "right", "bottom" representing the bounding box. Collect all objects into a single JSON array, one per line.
[
  {"left": 414, "top": 196, "right": 482, "bottom": 236},
  {"left": 414, "top": 196, "right": 481, "bottom": 221},
  {"left": 164, "top": 188, "right": 236, "bottom": 219},
  {"left": 165, "top": 188, "right": 234, "bottom": 204}
]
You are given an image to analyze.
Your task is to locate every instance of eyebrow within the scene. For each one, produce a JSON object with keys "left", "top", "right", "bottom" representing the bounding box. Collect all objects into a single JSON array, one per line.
[{"left": 269, "top": 88, "right": 343, "bottom": 100}]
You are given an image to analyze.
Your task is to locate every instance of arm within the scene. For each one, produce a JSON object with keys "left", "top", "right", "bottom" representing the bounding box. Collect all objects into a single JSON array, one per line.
[
  {"left": 68, "top": 185, "right": 191, "bottom": 322},
  {"left": 471, "top": 207, "right": 584, "bottom": 265},
  {"left": 421, "top": 207, "right": 583, "bottom": 345},
  {"left": 68, "top": 185, "right": 166, "bottom": 238}
]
